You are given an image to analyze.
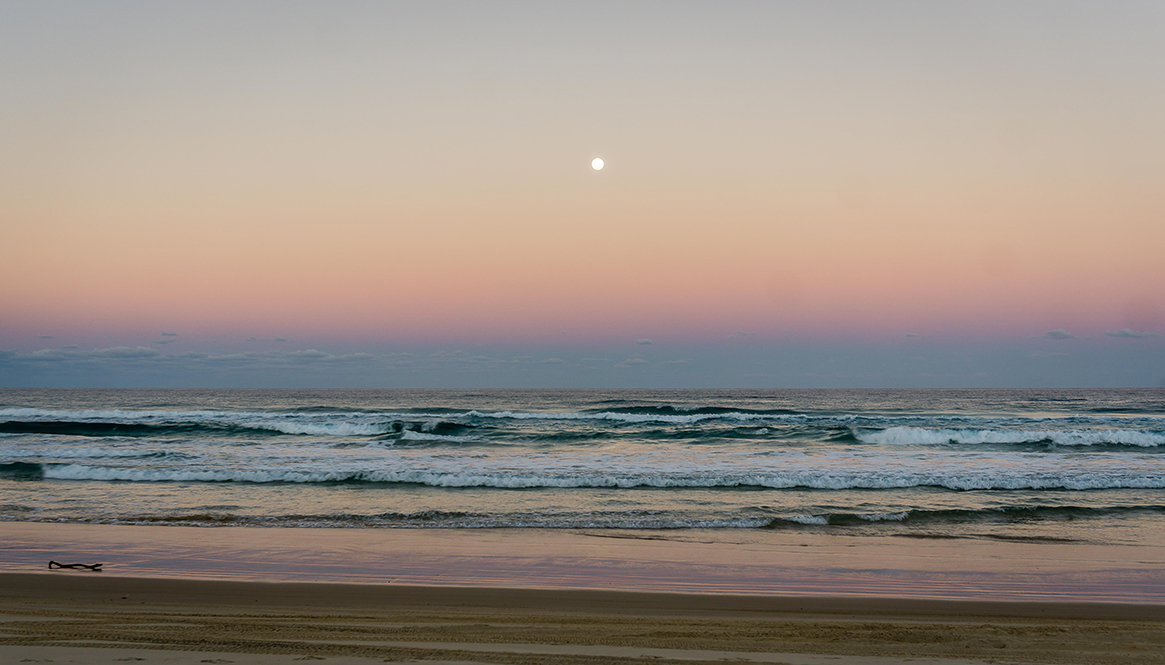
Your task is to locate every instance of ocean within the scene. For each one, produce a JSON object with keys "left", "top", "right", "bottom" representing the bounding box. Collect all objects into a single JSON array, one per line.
[{"left": 2, "top": 388, "right": 1163, "bottom": 545}]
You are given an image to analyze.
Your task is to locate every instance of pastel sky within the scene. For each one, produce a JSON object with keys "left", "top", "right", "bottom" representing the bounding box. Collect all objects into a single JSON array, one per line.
[{"left": 2, "top": 1, "right": 1163, "bottom": 388}]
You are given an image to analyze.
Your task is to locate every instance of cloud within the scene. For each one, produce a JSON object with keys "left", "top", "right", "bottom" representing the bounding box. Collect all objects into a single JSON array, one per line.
[
  {"left": 735, "top": 331, "right": 755, "bottom": 336},
  {"left": 425, "top": 350, "right": 509, "bottom": 369},
  {"left": 616, "top": 357, "right": 649, "bottom": 367},
  {"left": 283, "top": 349, "right": 377, "bottom": 364},
  {"left": 10, "top": 346, "right": 165, "bottom": 362},
  {"left": 0, "top": 346, "right": 425, "bottom": 387},
  {"left": 0, "top": 346, "right": 376, "bottom": 369},
  {"left": 635, "top": 339, "right": 653, "bottom": 345},
  {"left": 37, "top": 335, "right": 53, "bottom": 339},
  {"left": 287, "top": 349, "right": 329, "bottom": 359},
  {"left": 160, "top": 331, "right": 178, "bottom": 337},
  {"left": 904, "top": 333, "right": 919, "bottom": 338},
  {"left": 244, "top": 335, "right": 288, "bottom": 342},
  {"left": 577, "top": 357, "right": 612, "bottom": 369},
  {"left": 94, "top": 346, "right": 164, "bottom": 359},
  {"left": 538, "top": 357, "right": 565, "bottom": 364},
  {"left": 1043, "top": 329, "right": 1075, "bottom": 340},
  {"left": 1105, "top": 328, "right": 1160, "bottom": 339},
  {"left": 155, "top": 338, "right": 177, "bottom": 345},
  {"left": 244, "top": 336, "right": 258, "bottom": 342}
]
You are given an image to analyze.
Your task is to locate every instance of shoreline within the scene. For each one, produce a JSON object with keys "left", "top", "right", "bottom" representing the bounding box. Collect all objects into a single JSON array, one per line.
[
  {"left": 4, "top": 521, "right": 1165, "bottom": 663},
  {"left": 3, "top": 521, "right": 1164, "bottom": 603}
]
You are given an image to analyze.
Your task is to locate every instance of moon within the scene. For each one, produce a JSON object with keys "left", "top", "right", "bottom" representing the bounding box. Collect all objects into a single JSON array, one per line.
[{"left": 591, "top": 157, "right": 604, "bottom": 171}]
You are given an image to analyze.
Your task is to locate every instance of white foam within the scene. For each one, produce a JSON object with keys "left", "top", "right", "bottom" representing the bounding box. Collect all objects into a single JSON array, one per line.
[
  {"left": 37, "top": 463, "right": 1165, "bottom": 491},
  {"left": 4, "top": 407, "right": 1161, "bottom": 437},
  {"left": 398, "top": 430, "right": 480, "bottom": 443},
  {"left": 858, "top": 511, "right": 910, "bottom": 522},
  {"left": 858, "top": 426, "right": 1165, "bottom": 447},
  {"left": 256, "top": 421, "right": 391, "bottom": 436},
  {"left": 783, "top": 515, "right": 829, "bottom": 525},
  {"left": 463, "top": 410, "right": 797, "bottom": 424},
  {"left": 43, "top": 464, "right": 349, "bottom": 484}
]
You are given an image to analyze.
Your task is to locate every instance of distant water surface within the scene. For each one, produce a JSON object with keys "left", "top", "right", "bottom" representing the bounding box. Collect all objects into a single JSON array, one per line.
[{"left": 1, "top": 389, "right": 1163, "bottom": 544}]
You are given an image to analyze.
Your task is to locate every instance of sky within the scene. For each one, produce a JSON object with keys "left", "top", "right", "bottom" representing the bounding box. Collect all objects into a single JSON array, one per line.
[{"left": 1, "top": 1, "right": 1163, "bottom": 388}]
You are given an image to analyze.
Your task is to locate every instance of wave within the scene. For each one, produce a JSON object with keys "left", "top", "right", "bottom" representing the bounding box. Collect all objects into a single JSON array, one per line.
[
  {"left": 119, "top": 509, "right": 478, "bottom": 526},
  {"left": 582, "top": 405, "right": 803, "bottom": 416},
  {"left": 3, "top": 407, "right": 1162, "bottom": 440},
  {"left": 0, "top": 446, "right": 192, "bottom": 461},
  {"left": 8, "top": 503, "right": 1159, "bottom": 530},
  {"left": 0, "top": 461, "right": 45, "bottom": 480},
  {"left": 856, "top": 426, "right": 1165, "bottom": 447},
  {"left": 1, "top": 511, "right": 779, "bottom": 530},
  {"left": 0, "top": 407, "right": 822, "bottom": 432},
  {"left": 0, "top": 420, "right": 281, "bottom": 438},
  {"left": 0, "top": 417, "right": 475, "bottom": 439},
  {"left": 26, "top": 463, "right": 1165, "bottom": 490},
  {"left": 462, "top": 409, "right": 808, "bottom": 424},
  {"left": 395, "top": 430, "right": 481, "bottom": 444},
  {"left": 765, "top": 504, "right": 1165, "bottom": 528},
  {"left": 251, "top": 421, "right": 393, "bottom": 436}
]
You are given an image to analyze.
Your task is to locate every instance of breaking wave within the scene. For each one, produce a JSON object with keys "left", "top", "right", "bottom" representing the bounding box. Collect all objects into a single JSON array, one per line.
[
  {"left": 26, "top": 463, "right": 1165, "bottom": 491},
  {"left": 0, "top": 416, "right": 474, "bottom": 439},
  {"left": 856, "top": 426, "right": 1165, "bottom": 447},
  {"left": 9, "top": 504, "right": 1161, "bottom": 530},
  {"left": 765, "top": 505, "right": 1165, "bottom": 528}
]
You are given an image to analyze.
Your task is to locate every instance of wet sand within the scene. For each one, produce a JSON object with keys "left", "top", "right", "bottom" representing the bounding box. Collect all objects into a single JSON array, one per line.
[
  {"left": 4, "top": 521, "right": 1164, "bottom": 601},
  {"left": 2, "top": 522, "right": 1164, "bottom": 664}
]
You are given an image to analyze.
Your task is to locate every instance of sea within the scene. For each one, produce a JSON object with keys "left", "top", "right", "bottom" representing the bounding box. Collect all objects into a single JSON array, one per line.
[{"left": 2, "top": 388, "right": 1164, "bottom": 545}]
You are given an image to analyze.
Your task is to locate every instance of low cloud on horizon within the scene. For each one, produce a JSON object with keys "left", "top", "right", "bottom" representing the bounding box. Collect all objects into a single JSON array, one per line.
[
  {"left": 1105, "top": 329, "right": 1160, "bottom": 339},
  {"left": 2, "top": 333, "right": 1163, "bottom": 389}
]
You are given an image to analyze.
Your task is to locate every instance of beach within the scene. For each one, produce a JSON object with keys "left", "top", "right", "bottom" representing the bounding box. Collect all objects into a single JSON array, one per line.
[
  {"left": 3, "top": 522, "right": 1165, "bottom": 664},
  {"left": 3, "top": 389, "right": 1164, "bottom": 662},
  {"left": 5, "top": 0, "right": 1165, "bottom": 657},
  {"left": 3, "top": 568, "right": 1165, "bottom": 665}
]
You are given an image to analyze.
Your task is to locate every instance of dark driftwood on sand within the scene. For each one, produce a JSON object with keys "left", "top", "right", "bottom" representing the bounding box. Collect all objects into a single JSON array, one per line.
[{"left": 48, "top": 560, "right": 102, "bottom": 571}]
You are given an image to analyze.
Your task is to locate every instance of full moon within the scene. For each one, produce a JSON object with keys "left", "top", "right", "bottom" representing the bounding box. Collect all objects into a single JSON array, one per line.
[{"left": 591, "top": 157, "right": 604, "bottom": 170}]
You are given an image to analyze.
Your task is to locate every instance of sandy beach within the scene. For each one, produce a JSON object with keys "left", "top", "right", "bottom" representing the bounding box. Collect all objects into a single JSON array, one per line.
[
  {"left": 3, "top": 572, "right": 1164, "bottom": 665},
  {"left": 4, "top": 521, "right": 1165, "bottom": 601},
  {"left": 3, "top": 522, "right": 1165, "bottom": 664}
]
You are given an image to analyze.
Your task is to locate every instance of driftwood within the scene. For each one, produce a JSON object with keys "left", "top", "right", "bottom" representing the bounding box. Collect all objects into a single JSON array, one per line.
[{"left": 48, "top": 560, "right": 102, "bottom": 571}]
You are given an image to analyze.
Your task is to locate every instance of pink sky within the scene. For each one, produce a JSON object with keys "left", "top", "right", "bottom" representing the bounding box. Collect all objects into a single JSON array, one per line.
[{"left": 1, "top": 3, "right": 1162, "bottom": 387}]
